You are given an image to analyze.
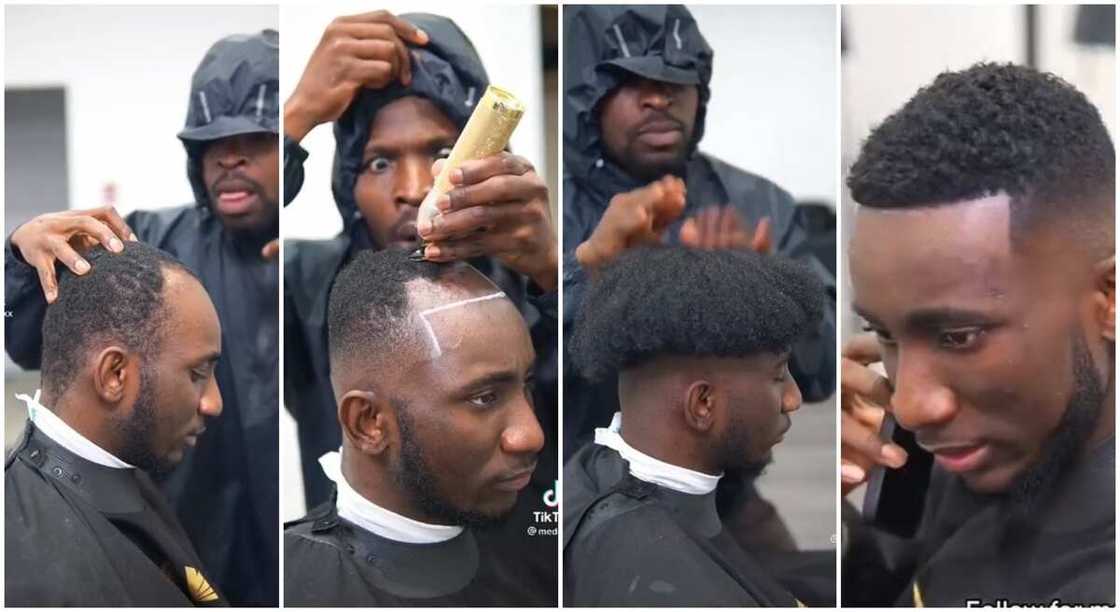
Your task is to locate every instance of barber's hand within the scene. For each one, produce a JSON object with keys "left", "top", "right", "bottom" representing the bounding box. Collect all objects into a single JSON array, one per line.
[
  {"left": 574, "top": 175, "right": 686, "bottom": 272},
  {"left": 841, "top": 333, "right": 908, "bottom": 497},
  {"left": 261, "top": 239, "right": 280, "bottom": 261},
  {"left": 10, "top": 206, "right": 136, "bottom": 303},
  {"left": 679, "top": 206, "right": 772, "bottom": 253},
  {"left": 417, "top": 154, "right": 558, "bottom": 292},
  {"left": 284, "top": 10, "right": 429, "bottom": 142}
]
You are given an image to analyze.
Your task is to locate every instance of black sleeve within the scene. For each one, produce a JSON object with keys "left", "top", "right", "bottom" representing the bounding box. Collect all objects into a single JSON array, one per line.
[
  {"left": 771, "top": 194, "right": 837, "bottom": 402},
  {"left": 5, "top": 234, "right": 48, "bottom": 370},
  {"left": 284, "top": 136, "right": 310, "bottom": 206},
  {"left": 282, "top": 263, "right": 309, "bottom": 419}
]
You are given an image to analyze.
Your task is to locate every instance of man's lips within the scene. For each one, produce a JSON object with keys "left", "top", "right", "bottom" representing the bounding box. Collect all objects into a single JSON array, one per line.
[
  {"left": 493, "top": 464, "right": 537, "bottom": 492},
  {"left": 636, "top": 120, "right": 684, "bottom": 148},
  {"left": 638, "top": 119, "right": 684, "bottom": 134},
  {"left": 212, "top": 180, "right": 260, "bottom": 216},
  {"left": 184, "top": 425, "right": 207, "bottom": 447},
  {"left": 922, "top": 442, "right": 992, "bottom": 474}
]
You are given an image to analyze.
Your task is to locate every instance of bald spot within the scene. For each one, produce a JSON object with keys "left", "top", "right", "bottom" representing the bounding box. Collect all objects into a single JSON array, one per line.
[{"left": 330, "top": 266, "right": 528, "bottom": 397}]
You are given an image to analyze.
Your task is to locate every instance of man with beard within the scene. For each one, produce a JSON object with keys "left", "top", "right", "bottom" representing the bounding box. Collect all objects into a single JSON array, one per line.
[
  {"left": 284, "top": 248, "right": 545, "bottom": 605},
  {"left": 5, "top": 30, "right": 280, "bottom": 604},
  {"left": 564, "top": 246, "right": 832, "bottom": 606},
  {"left": 841, "top": 63, "right": 1115, "bottom": 606},
  {"left": 283, "top": 11, "right": 558, "bottom": 601},
  {"left": 7, "top": 243, "right": 226, "bottom": 606},
  {"left": 562, "top": 4, "right": 835, "bottom": 457}
]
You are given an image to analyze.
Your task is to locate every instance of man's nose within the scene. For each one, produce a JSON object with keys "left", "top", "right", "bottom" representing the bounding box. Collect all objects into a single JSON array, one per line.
[
  {"left": 199, "top": 375, "right": 223, "bottom": 418},
  {"left": 890, "top": 350, "right": 959, "bottom": 431},
  {"left": 395, "top": 157, "right": 431, "bottom": 209},
  {"left": 501, "top": 394, "right": 545, "bottom": 455}
]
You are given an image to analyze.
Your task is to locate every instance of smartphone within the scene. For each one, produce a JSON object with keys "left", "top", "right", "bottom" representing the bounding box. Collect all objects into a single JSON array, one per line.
[{"left": 860, "top": 413, "right": 934, "bottom": 538}]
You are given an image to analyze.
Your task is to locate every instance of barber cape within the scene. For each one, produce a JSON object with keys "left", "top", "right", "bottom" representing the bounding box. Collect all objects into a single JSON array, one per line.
[
  {"left": 283, "top": 452, "right": 555, "bottom": 606},
  {"left": 5, "top": 422, "right": 224, "bottom": 606},
  {"left": 563, "top": 429, "right": 832, "bottom": 606},
  {"left": 843, "top": 438, "right": 1115, "bottom": 607}
]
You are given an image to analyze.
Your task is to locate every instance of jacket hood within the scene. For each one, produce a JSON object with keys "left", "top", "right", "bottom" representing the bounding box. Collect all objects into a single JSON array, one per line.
[
  {"left": 180, "top": 29, "right": 280, "bottom": 209},
  {"left": 563, "top": 5, "right": 713, "bottom": 185},
  {"left": 331, "top": 14, "right": 490, "bottom": 242}
]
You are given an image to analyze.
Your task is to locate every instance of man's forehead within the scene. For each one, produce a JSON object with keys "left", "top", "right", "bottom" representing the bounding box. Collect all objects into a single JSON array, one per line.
[{"left": 849, "top": 195, "right": 1020, "bottom": 318}]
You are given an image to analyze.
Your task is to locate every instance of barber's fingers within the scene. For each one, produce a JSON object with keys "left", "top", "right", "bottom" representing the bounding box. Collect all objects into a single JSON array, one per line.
[
  {"left": 841, "top": 409, "right": 908, "bottom": 469},
  {"left": 844, "top": 332, "right": 885, "bottom": 366},
  {"left": 842, "top": 354, "right": 893, "bottom": 409}
]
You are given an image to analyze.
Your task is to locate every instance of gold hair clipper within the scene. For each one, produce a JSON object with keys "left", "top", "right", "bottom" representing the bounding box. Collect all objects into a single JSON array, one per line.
[{"left": 411, "top": 85, "right": 525, "bottom": 260}]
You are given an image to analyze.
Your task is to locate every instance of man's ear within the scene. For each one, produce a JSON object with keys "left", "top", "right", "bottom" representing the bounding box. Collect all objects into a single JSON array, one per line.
[
  {"left": 338, "top": 389, "right": 395, "bottom": 456},
  {"left": 93, "top": 346, "right": 131, "bottom": 404},
  {"left": 1093, "top": 256, "right": 1114, "bottom": 342},
  {"left": 683, "top": 380, "right": 717, "bottom": 433}
]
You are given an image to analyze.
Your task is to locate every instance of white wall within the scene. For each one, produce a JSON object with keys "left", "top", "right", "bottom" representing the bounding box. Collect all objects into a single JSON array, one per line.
[
  {"left": 690, "top": 5, "right": 838, "bottom": 205},
  {"left": 281, "top": 2, "right": 546, "bottom": 240},
  {"left": 5, "top": 5, "right": 279, "bottom": 215}
]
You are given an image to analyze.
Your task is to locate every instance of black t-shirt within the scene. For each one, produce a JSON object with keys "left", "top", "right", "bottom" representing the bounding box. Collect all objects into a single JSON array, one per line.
[{"left": 284, "top": 491, "right": 556, "bottom": 606}]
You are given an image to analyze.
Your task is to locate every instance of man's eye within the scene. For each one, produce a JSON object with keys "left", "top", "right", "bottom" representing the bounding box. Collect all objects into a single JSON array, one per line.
[
  {"left": 939, "top": 328, "right": 984, "bottom": 350},
  {"left": 366, "top": 157, "right": 391, "bottom": 173},
  {"left": 468, "top": 390, "right": 499, "bottom": 408},
  {"left": 190, "top": 368, "right": 208, "bottom": 383},
  {"left": 435, "top": 147, "right": 452, "bottom": 159}
]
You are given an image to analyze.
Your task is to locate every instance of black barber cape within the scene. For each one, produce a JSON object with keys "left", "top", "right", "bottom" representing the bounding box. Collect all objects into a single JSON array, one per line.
[
  {"left": 564, "top": 443, "right": 831, "bottom": 606},
  {"left": 284, "top": 487, "right": 554, "bottom": 606},
  {"left": 843, "top": 439, "right": 1115, "bottom": 607},
  {"left": 6, "top": 424, "right": 226, "bottom": 606}
]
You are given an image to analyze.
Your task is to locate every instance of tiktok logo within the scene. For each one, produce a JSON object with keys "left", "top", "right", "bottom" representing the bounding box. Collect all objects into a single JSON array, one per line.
[{"left": 542, "top": 480, "right": 559, "bottom": 508}]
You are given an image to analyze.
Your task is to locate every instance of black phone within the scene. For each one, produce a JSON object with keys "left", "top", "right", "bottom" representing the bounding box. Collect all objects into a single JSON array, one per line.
[{"left": 860, "top": 414, "right": 934, "bottom": 538}]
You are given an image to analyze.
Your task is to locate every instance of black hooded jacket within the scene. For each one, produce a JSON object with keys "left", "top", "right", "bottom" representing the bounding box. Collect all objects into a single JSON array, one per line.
[
  {"left": 562, "top": 5, "right": 837, "bottom": 457},
  {"left": 283, "top": 13, "right": 557, "bottom": 605},
  {"left": 4, "top": 30, "right": 279, "bottom": 606}
]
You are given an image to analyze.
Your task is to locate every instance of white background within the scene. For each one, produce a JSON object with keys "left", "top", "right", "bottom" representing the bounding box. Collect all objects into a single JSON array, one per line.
[{"left": 690, "top": 4, "right": 838, "bottom": 205}]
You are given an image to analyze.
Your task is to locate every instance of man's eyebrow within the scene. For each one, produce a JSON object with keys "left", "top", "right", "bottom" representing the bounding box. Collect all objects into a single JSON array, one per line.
[
  {"left": 195, "top": 351, "right": 221, "bottom": 365},
  {"left": 364, "top": 135, "right": 456, "bottom": 157},
  {"left": 855, "top": 303, "right": 996, "bottom": 329},
  {"left": 851, "top": 304, "right": 880, "bottom": 325},
  {"left": 905, "top": 307, "right": 998, "bottom": 329},
  {"left": 458, "top": 369, "right": 521, "bottom": 391}
]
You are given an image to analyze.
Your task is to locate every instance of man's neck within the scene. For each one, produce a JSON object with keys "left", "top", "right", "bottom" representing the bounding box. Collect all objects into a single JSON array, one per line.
[
  {"left": 340, "top": 452, "right": 442, "bottom": 525},
  {"left": 50, "top": 394, "right": 122, "bottom": 457},
  {"left": 617, "top": 403, "right": 719, "bottom": 475}
]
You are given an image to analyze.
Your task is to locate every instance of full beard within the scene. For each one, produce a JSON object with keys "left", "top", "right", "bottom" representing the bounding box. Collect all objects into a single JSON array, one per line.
[
  {"left": 1006, "top": 331, "right": 1108, "bottom": 518},
  {"left": 393, "top": 404, "right": 511, "bottom": 529},
  {"left": 114, "top": 366, "right": 174, "bottom": 478}
]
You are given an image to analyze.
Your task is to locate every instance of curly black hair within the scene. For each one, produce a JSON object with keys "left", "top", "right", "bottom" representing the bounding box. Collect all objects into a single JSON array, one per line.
[
  {"left": 848, "top": 62, "right": 1114, "bottom": 244},
  {"left": 328, "top": 248, "right": 464, "bottom": 379},
  {"left": 40, "top": 242, "right": 197, "bottom": 402},
  {"left": 570, "top": 246, "right": 825, "bottom": 382}
]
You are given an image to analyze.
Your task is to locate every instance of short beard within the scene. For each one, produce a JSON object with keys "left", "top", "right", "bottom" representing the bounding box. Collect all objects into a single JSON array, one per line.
[
  {"left": 1007, "top": 331, "right": 1106, "bottom": 516},
  {"left": 614, "top": 147, "right": 689, "bottom": 183},
  {"left": 716, "top": 412, "right": 773, "bottom": 478},
  {"left": 393, "top": 403, "right": 509, "bottom": 529},
  {"left": 114, "top": 366, "right": 172, "bottom": 478}
]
